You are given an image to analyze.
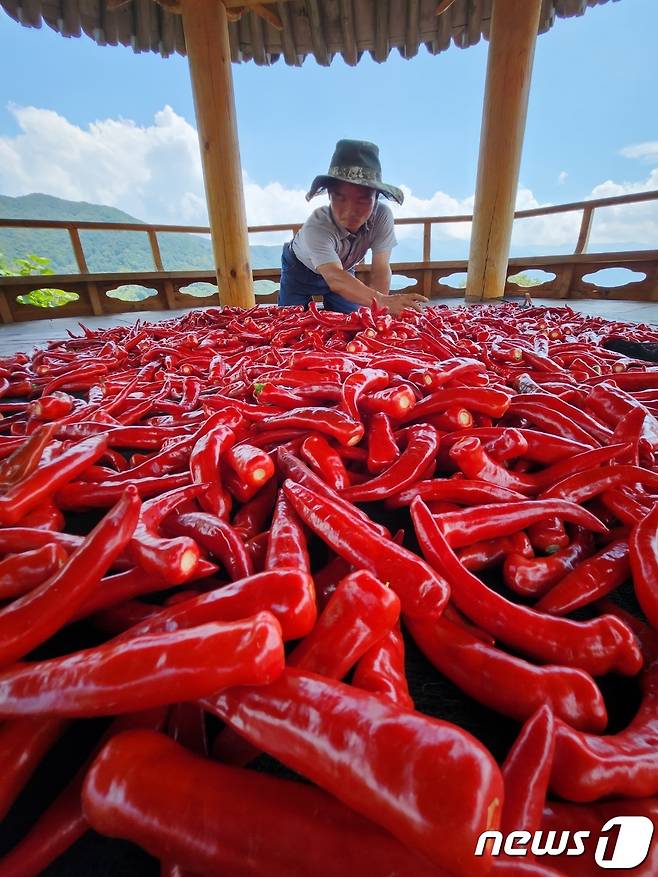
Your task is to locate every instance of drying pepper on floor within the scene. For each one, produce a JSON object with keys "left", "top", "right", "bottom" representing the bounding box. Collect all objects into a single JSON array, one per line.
[{"left": 1, "top": 301, "right": 658, "bottom": 877}]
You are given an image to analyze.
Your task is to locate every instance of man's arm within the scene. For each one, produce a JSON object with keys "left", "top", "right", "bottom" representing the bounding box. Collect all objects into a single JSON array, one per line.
[
  {"left": 317, "top": 261, "right": 427, "bottom": 315},
  {"left": 316, "top": 261, "right": 381, "bottom": 307},
  {"left": 369, "top": 250, "right": 393, "bottom": 296}
]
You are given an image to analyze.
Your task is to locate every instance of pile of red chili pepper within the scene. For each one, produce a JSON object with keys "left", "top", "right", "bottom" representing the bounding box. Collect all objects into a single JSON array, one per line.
[{"left": 1, "top": 300, "right": 658, "bottom": 876}]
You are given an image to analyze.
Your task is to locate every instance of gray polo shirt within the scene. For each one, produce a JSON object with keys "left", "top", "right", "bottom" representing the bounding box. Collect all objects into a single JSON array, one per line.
[{"left": 291, "top": 202, "right": 397, "bottom": 273}]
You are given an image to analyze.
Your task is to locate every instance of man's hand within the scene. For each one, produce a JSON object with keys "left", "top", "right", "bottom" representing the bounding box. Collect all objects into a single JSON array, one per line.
[{"left": 377, "top": 291, "right": 428, "bottom": 315}]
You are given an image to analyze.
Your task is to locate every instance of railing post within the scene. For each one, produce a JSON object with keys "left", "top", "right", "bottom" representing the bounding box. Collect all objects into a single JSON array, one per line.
[
  {"left": 575, "top": 207, "right": 594, "bottom": 255},
  {"left": 0, "top": 290, "right": 13, "bottom": 324},
  {"left": 422, "top": 221, "right": 433, "bottom": 297},
  {"left": 147, "top": 229, "right": 165, "bottom": 271},
  {"left": 68, "top": 226, "right": 103, "bottom": 316}
]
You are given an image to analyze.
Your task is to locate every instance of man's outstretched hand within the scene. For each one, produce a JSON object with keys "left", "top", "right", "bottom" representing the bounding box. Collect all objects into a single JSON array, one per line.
[{"left": 376, "top": 291, "right": 429, "bottom": 315}]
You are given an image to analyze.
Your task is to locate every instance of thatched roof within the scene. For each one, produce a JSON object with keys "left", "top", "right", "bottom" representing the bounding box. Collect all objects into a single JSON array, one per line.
[{"left": 1, "top": 0, "right": 620, "bottom": 66}]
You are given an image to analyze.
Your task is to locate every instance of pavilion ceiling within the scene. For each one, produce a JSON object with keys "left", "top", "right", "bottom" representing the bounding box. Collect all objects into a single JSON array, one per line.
[{"left": 1, "top": 0, "right": 619, "bottom": 66}]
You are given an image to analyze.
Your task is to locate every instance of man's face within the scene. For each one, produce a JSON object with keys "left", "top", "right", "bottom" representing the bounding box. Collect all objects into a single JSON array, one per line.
[{"left": 329, "top": 181, "right": 377, "bottom": 233}]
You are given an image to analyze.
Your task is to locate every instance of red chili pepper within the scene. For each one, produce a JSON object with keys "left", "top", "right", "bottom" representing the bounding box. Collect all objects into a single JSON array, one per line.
[
  {"left": 365, "top": 411, "right": 400, "bottom": 473},
  {"left": 359, "top": 385, "right": 417, "bottom": 419},
  {"left": 433, "top": 499, "right": 608, "bottom": 548},
  {"left": 204, "top": 667, "right": 503, "bottom": 876},
  {"left": 430, "top": 404, "right": 474, "bottom": 431},
  {"left": 457, "top": 533, "right": 531, "bottom": 572},
  {"left": 83, "top": 729, "right": 442, "bottom": 877},
  {"left": 0, "top": 527, "right": 82, "bottom": 555},
  {"left": 600, "top": 486, "right": 650, "bottom": 526},
  {"left": 189, "top": 421, "right": 235, "bottom": 518},
  {"left": 284, "top": 479, "right": 449, "bottom": 619},
  {"left": 540, "top": 463, "right": 658, "bottom": 506},
  {"left": 313, "top": 551, "right": 353, "bottom": 610},
  {"left": 14, "top": 502, "right": 64, "bottom": 532},
  {"left": 0, "top": 486, "right": 140, "bottom": 669},
  {"left": 113, "top": 569, "right": 315, "bottom": 644},
  {"left": 55, "top": 471, "right": 192, "bottom": 509},
  {"left": 0, "top": 612, "right": 283, "bottom": 718},
  {"left": 411, "top": 498, "right": 641, "bottom": 676},
  {"left": 265, "top": 492, "right": 310, "bottom": 572},
  {"left": 535, "top": 540, "right": 631, "bottom": 616},
  {"left": 225, "top": 442, "right": 275, "bottom": 493},
  {"left": 300, "top": 433, "right": 350, "bottom": 491},
  {"left": 526, "top": 517, "right": 570, "bottom": 554},
  {"left": 288, "top": 569, "right": 400, "bottom": 674},
  {"left": 339, "top": 367, "right": 389, "bottom": 421},
  {"left": 352, "top": 621, "right": 413, "bottom": 709},
  {"left": 0, "top": 433, "right": 108, "bottom": 525},
  {"left": 0, "top": 542, "right": 69, "bottom": 601},
  {"left": 341, "top": 424, "right": 439, "bottom": 502},
  {"left": 164, "top": 511, "right": 253, "bottom": 581},
  {"left": 549, "top": 652, "right": 658, "bottom": 801},
  {"left": 586, "top": 381, "right": 658, "bottom": 448},
  {"left": 500, "top": 705, "right": 555, "bottom": 839},
  {"left": 0, "top": 716, "right": 68, "bottom": 821},
  {"left": 388, "top": 478, "right": 527, "bottom": 509},
  {"left": 28, "top": 392, "right": 75, "bottom": 421},
  {"left": 0, "top": 423, "right": 57, "bottom": 487},
  {"left": 449, "top": 436, "right": 536, "bottom": 494},
  {"left": 244, "top": 530, "right": 269, "bottom": 572},
  {"left": 260, "top": 407, "right": 364, "bottom": 446},
  {"left": 406, "top": 614, "right": 606, "bottom": 732},
  {"left": 231, "top": 476, "right": 278, "bottom": 540},
  {"left": 128, "top": 483, "right": 204, "bottom": 585},
  {"left": 503, "top": 528, "right": 595, "bottom": 597},
  {"left": 507, "top": 399, "right": 598, "bottom": 447},
  {"left": 0, "top": 709, "right": 167, "bottom": 877},
  {"left": 277, "top": 446, "right": 390, "bottom": 539},
  {"left": 404, "top": 387, "right": 512, "bottom": 423},
  {"left": 629, "top": 502, "right": 658, "bottom": 631},
  {"left": 610, "top": 405, "right": 647, "bottom": 464},
  {"left": 73, "top": 559, "right": 217, "bottom": 622}
]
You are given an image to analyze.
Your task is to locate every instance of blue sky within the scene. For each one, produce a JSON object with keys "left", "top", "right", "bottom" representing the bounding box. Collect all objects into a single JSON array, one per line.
[{"left": 0, "top": 0, "right": 656, "bottom": 258}]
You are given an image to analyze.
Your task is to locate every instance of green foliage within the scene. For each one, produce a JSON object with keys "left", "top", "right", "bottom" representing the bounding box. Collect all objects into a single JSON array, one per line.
[
  {"left": 507, "top": 272, "right": 545, "bottom": 287},
  {"left": 1, "top": 250, "right": 78, "bottom": 308}
]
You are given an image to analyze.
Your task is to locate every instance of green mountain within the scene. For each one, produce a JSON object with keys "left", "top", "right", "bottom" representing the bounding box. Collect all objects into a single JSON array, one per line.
[{"left": 0, "top": 193, "right": 286, "bottom": 274}]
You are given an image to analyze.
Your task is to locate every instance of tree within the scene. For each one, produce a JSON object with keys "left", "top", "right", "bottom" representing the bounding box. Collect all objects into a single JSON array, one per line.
[{"left": 0, "top": 252, "right": 78, "bottom": 308}]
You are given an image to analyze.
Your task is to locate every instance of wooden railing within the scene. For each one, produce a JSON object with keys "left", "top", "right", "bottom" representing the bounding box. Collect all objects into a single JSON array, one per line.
[{"left": 0, "top": 190, "right": 656, "bottom": 323}]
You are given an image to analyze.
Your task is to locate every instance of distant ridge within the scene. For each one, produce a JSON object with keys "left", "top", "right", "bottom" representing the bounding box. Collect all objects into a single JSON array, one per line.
[{"left": 0, "top": 193, "right": 287, "bottom": 273}]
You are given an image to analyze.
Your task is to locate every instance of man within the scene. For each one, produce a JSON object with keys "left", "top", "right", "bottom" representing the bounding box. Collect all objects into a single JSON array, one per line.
[{"left": 278, "top": 140, "right": 428, "bottom": 315}]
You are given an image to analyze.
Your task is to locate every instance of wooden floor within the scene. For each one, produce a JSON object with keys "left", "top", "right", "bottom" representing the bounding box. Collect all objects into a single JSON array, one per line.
[{"left": 1, "top": 298, "right": 657, "bottom": 356}]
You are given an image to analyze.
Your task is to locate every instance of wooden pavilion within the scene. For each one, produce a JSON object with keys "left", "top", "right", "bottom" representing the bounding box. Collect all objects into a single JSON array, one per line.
[{"left": 0, "top": 0, "right": 624, "bottom": 308}]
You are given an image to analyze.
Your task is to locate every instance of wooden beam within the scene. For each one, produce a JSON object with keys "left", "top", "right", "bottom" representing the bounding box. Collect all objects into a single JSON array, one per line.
[
  {"left": 181, "top": 0, "right": 254, "bottom": 308},
  {"left": 465, "top": 0, "right": 542, "bottom": 303},
  {"left": 338, "top": 0, "right": 358, "bottom": 67}
]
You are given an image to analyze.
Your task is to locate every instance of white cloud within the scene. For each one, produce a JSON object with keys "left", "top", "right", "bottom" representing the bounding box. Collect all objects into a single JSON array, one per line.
[
  {"left": 620, "top": 141, "right": 658, "bottom": 162},
  {"left": 558, "top": 171, "right": 568, "bottom": 184},
  {"left": 1, "top": 104, "right": 656, "bottom": 253}
]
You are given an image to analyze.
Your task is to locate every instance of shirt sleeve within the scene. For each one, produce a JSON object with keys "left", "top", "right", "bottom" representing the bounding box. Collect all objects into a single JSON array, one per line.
[
  {"left": 294, "top": 214, "right": 342, "bottom": 271},
  {"left": 370, "top": 204, "right": 397, "bottom": 255}
]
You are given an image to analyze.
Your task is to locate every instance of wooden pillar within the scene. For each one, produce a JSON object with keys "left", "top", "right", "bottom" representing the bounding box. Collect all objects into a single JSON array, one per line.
[
  {"left": 181, "top": 0, "right": 254, "bottom": 308},
  {"left": 465, "top": 0, "right": 542, "bottom": 303}
]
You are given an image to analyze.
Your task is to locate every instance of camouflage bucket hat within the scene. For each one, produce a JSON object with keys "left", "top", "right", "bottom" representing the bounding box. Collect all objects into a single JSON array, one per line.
[{"left": 306, "top": 139, "right": 404, "bottom": 205}]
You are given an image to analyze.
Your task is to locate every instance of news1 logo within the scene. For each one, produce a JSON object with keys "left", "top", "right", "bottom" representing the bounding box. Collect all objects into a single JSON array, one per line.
[{"left": 475, "top": 816, "right": 654, "bottom": 869}]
